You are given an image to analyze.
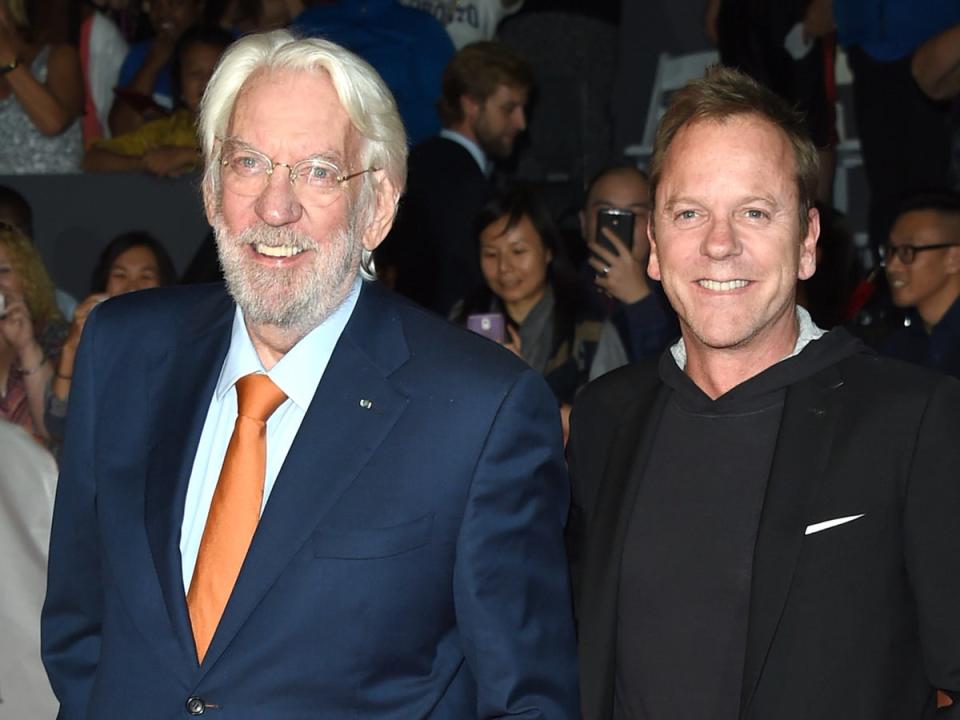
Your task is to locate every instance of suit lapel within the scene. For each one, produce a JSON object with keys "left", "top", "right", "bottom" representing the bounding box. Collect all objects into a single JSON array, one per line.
[
  {"left": 739, "top": 365, "right": 844, "bottom": 715},
  {"left": 197, "top": 282, "right": 410, "bottom": 672},
  {"left": 143, "top": 290, "right": 234, "bottom": 670},
  {"left": 578, "top": 380, "right": 670, "bottom": 720}
]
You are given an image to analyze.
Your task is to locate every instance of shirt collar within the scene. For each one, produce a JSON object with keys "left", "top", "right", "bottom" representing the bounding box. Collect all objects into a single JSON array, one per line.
[
  {"left": 931, "top": 294, "right": 960, "bottom": 335},
  {"left": 216, "top": 278, "right": 363, "bottom": 410},
  {"left": 440, "top": 128, "right": 491, "bottom": 177}
]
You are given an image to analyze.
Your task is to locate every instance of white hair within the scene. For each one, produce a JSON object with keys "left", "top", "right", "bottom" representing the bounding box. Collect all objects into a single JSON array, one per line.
[{"left": 198, "top": 30, "right": 408, "bottom": 279}]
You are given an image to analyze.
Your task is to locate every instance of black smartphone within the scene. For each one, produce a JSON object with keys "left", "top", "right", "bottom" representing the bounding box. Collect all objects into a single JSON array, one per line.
[{"left": 596, "top": 208, "right": 635, "bottom": 256}]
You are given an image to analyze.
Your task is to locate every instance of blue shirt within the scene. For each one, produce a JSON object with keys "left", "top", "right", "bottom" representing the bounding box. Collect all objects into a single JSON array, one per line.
[
  {"left": 117, "top": 40, "right": 174, "bottom": 109},
  {"left": 880, "top": 297, "right": 960, "bottom": 379},
  {"left": 834, "top": 0, "right": 960, "bottom": 61},
  {"left": 291, "top": 0, "right": 454, "bottom": 145},
  {"left": 179, "top": 279, "right": 361, "bottom": 592}
]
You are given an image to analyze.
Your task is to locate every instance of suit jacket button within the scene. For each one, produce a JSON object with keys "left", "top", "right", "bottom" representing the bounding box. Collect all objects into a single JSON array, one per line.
[{"left": 186, "top": 696, "right": 206, "bottom": 715}]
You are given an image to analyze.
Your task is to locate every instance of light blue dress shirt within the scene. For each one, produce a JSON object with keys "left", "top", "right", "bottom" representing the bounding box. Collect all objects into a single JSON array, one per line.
[{"left": 179, "top": 280, "right": 361, "bottom": 593}]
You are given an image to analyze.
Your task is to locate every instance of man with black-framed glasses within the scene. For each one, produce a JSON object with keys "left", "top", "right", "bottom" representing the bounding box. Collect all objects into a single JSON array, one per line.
[{"left": 880, "top": 191, "right": 960, "bottom": 378}]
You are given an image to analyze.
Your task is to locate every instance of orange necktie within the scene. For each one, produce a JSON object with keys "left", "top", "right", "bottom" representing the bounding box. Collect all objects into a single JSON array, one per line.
[{"left": 187, "top": 373, "right": 287, "bottom": 663}]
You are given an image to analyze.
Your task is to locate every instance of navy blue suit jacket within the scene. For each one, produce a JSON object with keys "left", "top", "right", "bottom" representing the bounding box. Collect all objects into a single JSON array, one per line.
[{"left": 42, "top": 280, "right": 579, "bottom": 719}]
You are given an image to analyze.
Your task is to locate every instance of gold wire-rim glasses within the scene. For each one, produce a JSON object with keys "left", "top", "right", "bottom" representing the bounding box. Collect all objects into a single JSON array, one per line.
[{"left": 216, "top": 137, "right": 380, "bottom": 199}]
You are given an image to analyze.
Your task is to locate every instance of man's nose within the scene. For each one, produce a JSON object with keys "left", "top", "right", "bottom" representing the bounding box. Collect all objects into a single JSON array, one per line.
[
  {"left": 254, "top": 169, "right": 303, "bottom": 227},
  {"left": 514, "top": 107, "right": 526, "bottom": 132},
  {"left": 701, "top": 217, "right": 741, "bottom": 259}
]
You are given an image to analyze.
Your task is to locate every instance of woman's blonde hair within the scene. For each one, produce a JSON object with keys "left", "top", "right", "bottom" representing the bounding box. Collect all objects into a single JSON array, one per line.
[{"left": 0, "top": 225, "right": 62, "bottom": 332}]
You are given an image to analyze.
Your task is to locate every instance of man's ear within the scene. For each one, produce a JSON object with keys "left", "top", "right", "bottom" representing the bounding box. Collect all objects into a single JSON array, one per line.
[
  {"left": 945, "top": 243, "right": 960, "bottom": 274},
  {"left": 361, "top": 172, "right": 400, "bottom": 253},
  {"left": 461, "top": 94, "right": 481, "bottom": 124},
  {"left": 798, "top": 206, "right": 820, "bottom": 281},
  {"left": 647, "top": 219, "right": 661, "bottom": 281}
]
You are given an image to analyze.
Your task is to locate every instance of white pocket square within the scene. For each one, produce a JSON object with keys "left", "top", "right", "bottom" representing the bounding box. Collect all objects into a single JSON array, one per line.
[{"left": 804, "top": 513, "right": 865, "bottom": 536}]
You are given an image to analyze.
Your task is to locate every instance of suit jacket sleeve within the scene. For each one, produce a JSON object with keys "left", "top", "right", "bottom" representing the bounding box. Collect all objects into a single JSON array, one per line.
[
  {"left": 564, "top": 385, "right": 603, "bottom": 606},
  {"left": 452, "top": 368, "right": 580, "bottom": 718},
  {"left": 41, "top": 306, "right": 104, "bottom": 719},
  {"left": 564, "top": 370, "right": 632, "bottom": 609},
  {"left": 904, "top": 374, "right": 960, "bottom": 701}
]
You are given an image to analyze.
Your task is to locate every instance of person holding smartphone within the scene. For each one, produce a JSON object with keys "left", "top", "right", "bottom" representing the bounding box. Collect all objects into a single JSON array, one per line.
[
  {"left": 0, "top": 225, "right": 66, "bottom": 443},
  {"left": 45, "top": 232, "right": 177, "bottom": 450},
  {"left": 454, "top": 185, "right": 603, "bottom": 408},
  {"left": 579, "top": 164, "right": 678, "bottom": 379}
]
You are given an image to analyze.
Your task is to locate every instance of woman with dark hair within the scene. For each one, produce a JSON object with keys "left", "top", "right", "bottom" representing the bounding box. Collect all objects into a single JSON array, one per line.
[
  {"left": 454, "top": 186, "right": 603, "bottom": 407},
  {"left": 47, "top": 232, "right": 176, "bottom": 447},
  {"left": 89, "top": 230, "right": 178, "bottom": 293}
]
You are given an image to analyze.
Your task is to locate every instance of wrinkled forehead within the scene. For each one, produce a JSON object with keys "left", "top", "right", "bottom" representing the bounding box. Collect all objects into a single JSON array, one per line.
[{"left": 227, "top": 67, "right": 359, "bottom": 159}]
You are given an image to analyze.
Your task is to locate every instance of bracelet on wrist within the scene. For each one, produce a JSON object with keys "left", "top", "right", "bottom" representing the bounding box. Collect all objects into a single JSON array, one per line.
[{"left": 18, "top": 352, "right": 47, "bottom": 376}]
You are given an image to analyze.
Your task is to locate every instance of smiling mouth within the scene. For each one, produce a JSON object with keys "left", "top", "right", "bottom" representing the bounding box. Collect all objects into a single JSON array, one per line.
[
  {"left": 698, "top": 279, "right": 750, "bottom": 291},
  {"left": 253, "top": 243, "right": 306, "bottom": 258},
  {"left": 889, "top": 278, "right": 908, "bottom": 289}
]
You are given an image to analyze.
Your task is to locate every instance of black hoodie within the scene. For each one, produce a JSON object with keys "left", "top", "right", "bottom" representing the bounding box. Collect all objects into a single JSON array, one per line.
[{"left": 613, "top": 328, "right": 867, "bottom": 720}]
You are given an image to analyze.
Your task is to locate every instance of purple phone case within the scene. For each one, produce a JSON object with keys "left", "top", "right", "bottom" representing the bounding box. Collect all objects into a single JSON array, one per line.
[{"left": 466, "top": 313, "right": 506, "bottom": 343}]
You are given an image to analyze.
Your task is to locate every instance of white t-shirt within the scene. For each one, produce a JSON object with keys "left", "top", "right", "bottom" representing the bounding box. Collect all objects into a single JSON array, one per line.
[
  {"left": 0, "top": 422, "right": 59, "bottom": 720},
  {"left": 87, "top": 11, "right": 128, "bottom": 138},
  {"left": 400, "top": 0, "right": 524, "bottom": 48}
]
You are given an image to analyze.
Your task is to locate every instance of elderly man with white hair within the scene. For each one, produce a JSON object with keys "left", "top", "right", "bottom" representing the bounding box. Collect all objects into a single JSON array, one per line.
[{"left": 41, "top": 30, "right": 578, "bottom": 720}]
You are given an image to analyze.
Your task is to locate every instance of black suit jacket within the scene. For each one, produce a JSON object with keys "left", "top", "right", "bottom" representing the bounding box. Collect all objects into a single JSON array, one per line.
[
  {"left": 379, "top": 135, "right": 492, "bottom": 314},
  {"left": 567, "top": 345, "right": 960, "bottom": 719}
]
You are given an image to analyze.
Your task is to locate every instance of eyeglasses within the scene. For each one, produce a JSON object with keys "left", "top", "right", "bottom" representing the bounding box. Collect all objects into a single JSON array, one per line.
[
  {"left": 218, "top": 137, "right": 379, "bottom": 205},
  {"left": 882, "top": 242, "right": 960, "bottom": 266}
]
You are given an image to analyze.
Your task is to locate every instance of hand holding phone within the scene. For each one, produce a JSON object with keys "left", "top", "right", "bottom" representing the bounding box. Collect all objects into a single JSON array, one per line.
[
  {"left": 596, "top": 208, "right": 635, "bottom": 257},
  {"left": 589, "top": 209, "right": 651, "bottom": 304},
  {"left": 466, "top": 313, "right": 506, "bottom": 343}
]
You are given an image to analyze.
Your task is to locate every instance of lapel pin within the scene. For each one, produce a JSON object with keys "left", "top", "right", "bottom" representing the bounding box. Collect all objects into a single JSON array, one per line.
[{"left": 359, "top": 398, "right": 374, "bottom": 410}]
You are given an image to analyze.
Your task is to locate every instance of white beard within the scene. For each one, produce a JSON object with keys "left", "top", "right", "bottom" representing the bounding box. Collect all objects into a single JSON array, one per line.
[{"left": 213, "top": 209, "right": 362, "bottom": 339}]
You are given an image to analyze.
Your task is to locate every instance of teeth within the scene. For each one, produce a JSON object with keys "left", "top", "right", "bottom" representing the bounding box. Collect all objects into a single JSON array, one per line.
[
  {"left": 254, "top": 243, "right": 304, "bottom": 258},
  {"left": 890, "top": 279, "right": 907, "bottom": 288},
  {"left": 698, "top": 279, "right": 749, "bottom": 291}
]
